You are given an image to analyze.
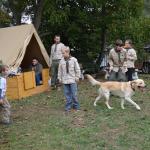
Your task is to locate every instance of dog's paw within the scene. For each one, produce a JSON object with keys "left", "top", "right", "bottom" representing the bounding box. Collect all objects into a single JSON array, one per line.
[
  {"left": 94, "top": 103, "right": 97, "bottom": 106},
  {"left": 108, "top": 107, "right": 113, "bottom": 109},
  {"left": 136, "top": 106, "right": 141, "bottom": 110},
  {"left": 121, "top": 107, "right": 125, "bottom": 110}
]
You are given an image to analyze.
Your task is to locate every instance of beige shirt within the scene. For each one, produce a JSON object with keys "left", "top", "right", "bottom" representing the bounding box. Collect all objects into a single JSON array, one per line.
[
  {"left": 126, "top": 48, "right": 137, "bottom": 68},
  {"left": 58, "top": 57, "right": 81, "bottom": 84},
  {"left": 49, "top": 42, "right": 65, "bottom": 66},
  {"left": 109, "top": 48, "right": 127, "bottom": 72}
]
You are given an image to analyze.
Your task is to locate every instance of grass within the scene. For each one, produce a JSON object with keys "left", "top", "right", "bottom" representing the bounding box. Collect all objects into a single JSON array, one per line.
[{"left": 0, "top": 76, "right": 150, "bottom": 150}]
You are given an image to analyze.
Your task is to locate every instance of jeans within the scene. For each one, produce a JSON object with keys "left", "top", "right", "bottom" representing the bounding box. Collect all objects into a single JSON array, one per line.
[
  {"left": 51, "top": 60, "right": 60, "bottom": 87},
  {"left": 63, "top": 83, "right": 80, "bottom": 111},
  {"left": 35, "top": 73, "right": 42, "bottom": 85}
]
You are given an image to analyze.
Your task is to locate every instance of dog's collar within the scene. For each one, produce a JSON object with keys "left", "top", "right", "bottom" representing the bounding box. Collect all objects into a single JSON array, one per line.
[{"left": 130, "top": 82, "right": 135, "bottom": 91}]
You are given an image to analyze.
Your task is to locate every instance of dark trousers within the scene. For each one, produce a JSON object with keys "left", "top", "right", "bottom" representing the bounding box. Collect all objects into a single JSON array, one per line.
[
  {"left": 126, "top": 68, "right": 135, "bottom": 81},
  {"left": 51, "top": 60, "right": 60, "bottom": 87}
]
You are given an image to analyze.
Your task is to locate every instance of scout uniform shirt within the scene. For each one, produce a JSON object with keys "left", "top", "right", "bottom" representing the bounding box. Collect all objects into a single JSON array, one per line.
[
  {"left": 58, "top": 57, "right": 81, "bottom": 84},
  {"left": 109, "top": 48, "right": 127, "bottom": 72},
  {"left": 49, "top": 42, "right": 65, "bottom": 66}
]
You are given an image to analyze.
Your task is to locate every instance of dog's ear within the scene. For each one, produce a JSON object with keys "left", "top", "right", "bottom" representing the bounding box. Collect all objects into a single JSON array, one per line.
[{"left": 131, "top": 80, "right": 137, "bottom": 88}]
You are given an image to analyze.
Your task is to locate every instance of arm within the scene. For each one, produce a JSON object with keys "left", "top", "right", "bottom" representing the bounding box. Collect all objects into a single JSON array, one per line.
[
  {"left": 49, "top": 46, "right": 53, "bottom": 67},
  {"left": 57, "top": 62, "right": 62, "bottom": 83},
  {"left": 0, "top": 89, "right": 3, "bottom": 104},
  {"left": 108, "top": 51, "right": 114, "bottom": 71},
  {"left": 74, "top": 59, "right": 81, "bottom": 81},
  {"left": 128, "top": 49, "right": 137, "bottom": 61},
  {"left": 36, "top": 64, "right": 43, "bottom": 75}
]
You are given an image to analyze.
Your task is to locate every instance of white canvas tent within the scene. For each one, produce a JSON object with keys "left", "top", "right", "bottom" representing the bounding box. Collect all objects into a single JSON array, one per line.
[{"left": 0, "top": 24, "right": 49, "bottom": 72}]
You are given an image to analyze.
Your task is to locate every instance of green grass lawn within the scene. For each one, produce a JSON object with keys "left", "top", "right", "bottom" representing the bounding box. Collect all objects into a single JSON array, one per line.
[{"left": 0, "top": 76, "right": 150, "bottom": 150}]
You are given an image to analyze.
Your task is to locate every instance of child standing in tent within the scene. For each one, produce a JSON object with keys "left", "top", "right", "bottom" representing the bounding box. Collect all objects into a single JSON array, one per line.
[
  {"left": 58, "top": 47, "right": 81, "bottom": 112},
  {"left": 0, "top": 63, "right": 11, "bottom": 125}
]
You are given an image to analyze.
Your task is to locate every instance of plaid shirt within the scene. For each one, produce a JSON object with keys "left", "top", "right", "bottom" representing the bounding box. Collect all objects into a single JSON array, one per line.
[
  {"left": 49, "top": 43, "right": 65, "bottom": 66},
  {"left": 58, "top": 57, "right": 81, "bottom": 84}
]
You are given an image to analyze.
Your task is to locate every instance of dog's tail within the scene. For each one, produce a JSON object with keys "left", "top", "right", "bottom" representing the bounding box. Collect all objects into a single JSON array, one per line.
[{"left": 85, "top": 74, "right": 101, "bottom": 86}]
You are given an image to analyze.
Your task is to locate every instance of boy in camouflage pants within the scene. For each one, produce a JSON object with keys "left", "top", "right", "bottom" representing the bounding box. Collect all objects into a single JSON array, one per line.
[{"left": 0, "top": 63, "right": 11, "bottom": 125}]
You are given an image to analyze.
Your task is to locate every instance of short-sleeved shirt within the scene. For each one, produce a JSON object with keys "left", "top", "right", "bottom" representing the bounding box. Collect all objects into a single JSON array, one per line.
[{"left": 0, "top": 77, "right": 6, "bottom": 99}]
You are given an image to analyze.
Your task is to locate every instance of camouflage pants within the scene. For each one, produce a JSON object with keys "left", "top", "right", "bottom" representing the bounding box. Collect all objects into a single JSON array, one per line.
[{"left": 0, "top": 98, "right": 11, "bottom": 124}]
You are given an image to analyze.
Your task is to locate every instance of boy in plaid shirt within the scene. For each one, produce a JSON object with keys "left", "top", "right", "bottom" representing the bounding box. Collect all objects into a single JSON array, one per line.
[{"left": 58, "top": 47, "right": 81, "bottom": 111}]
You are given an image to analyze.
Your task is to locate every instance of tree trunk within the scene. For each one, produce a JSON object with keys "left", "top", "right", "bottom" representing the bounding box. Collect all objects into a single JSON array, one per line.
[
  {"left": 100, "top": 4, "right": 107, "bottom": 52},
  {"left": 98, "top": 3, "right": 107, "bottom": 65},
  {"left": 13, "top": 12, "right": 22, "bottom": 25},
  {"left": 100, "top": 25, "right": 107, "bottom": 52},
  {"left": 33, "top": 0, "right": 45, "bottom": 31}
]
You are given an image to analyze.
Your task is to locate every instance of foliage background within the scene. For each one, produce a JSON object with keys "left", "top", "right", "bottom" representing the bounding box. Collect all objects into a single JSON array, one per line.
[{"left": 0, "top": 0, "right": 150, "bottom": 65}]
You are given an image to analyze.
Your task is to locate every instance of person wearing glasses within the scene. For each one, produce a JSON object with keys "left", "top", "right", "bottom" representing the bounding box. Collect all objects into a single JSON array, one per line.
[{"left": 108, "top": 39, "right": 127, "bottom": 81}]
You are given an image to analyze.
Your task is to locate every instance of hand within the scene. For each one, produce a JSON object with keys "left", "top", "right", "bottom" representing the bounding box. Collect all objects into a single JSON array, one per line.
[
  {"left": 122, "top": 66, "right": 128, "bottom": 73},
  {"left": 109, "top": 66, "right": 113, "bottom": 72},
  {"left": 57, "top": 79, "right": 62, "bottom": 84},
  {"left": 75, "top": 78, "right": 79, "bottom": 83},
  {"left": 0, "top": 100, "right": 4, "bottom": 105}
]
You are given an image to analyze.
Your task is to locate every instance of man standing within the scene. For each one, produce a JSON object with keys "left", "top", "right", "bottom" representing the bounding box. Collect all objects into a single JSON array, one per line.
[
  {"left": 108, "top": 39, "right": 127, "bottom": 81},
  {"left": 50, "top": 35, "right": 65, "bottom": 89}
]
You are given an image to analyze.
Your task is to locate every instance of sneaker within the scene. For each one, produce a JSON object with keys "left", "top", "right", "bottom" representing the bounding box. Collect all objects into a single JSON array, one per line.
[
  {"left": 51, "top": 85, "right": 56, "bottom": 90},
  {"left": 0, "top": 120, "right": 12, "bottom": 125},
  {"left": 57, "top": 87, "right": 61, "bottom": 91},
  {"left": 73, "top": 109, "right": 80, "bottom": 112}
]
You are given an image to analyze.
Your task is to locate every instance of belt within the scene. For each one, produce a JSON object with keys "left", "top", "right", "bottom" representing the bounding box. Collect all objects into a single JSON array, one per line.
[{"left": 52, "top": 59, "right": 61, "bottom": 61}]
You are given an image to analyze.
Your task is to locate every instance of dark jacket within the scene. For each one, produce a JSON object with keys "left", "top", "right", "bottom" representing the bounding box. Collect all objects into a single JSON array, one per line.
[{"left": 31, "top": 63, "right": 43, "bottom": 75}]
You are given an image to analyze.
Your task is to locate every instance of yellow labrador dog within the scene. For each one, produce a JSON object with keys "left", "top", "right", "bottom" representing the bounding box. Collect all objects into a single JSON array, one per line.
[{"left": 86, "top": 74, "right": 146, "bottom": 110}]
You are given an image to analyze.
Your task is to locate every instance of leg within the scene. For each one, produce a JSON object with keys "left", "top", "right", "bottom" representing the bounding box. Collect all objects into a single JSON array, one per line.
[
  {"left": 51, "top": 61, "right": 56, "bottom": 87},
  {"left": 35, "top": 73, "right": 42, "bottom": 85},
  {"left": 51, "top": 61, "right": 59, "bottom": 87},
  {"left": 125, "top": 97, "right": 141, "bottom": 110},
  {"left": 121, "top": 98, "right": 125, "bottom": 109},
  {"left": 70, "top": 83, "right": 80, "bottom": 110},
  {"left": 94, "top": 89, "right": 102, "bottom": 106},
  {"left": 118, "top": 70, "right": 127, "bottom": 82},
  {"left": 104, "top": 92, "right": 113, "bottom": 109},
  {"left": 1, "top": 98, "right": 11, "bottom": 124},
  {"left": 63, "top": 84, "right": 72, "bottom": 111},
  {"left": 109, "top": 71, "right": 117, "bottom": 81},
  {"left": 126, "top": 68, "right": 134, "bottom": 81}
]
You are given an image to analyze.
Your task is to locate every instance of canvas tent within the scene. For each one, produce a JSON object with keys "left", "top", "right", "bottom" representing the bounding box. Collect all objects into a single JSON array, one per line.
[
  {"left": 0, "top": 24, "right": 49, "bottom": 72},
  {"left": 0, "top": 24, "right": 50, "bottom": 100}
]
